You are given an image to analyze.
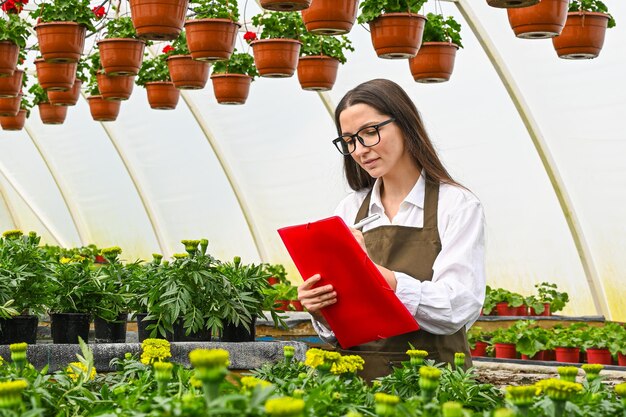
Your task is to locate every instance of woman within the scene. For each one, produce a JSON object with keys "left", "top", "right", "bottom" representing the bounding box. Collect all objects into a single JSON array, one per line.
[{"left": 297, "top": 79, "right": 486, "bottom": 381}]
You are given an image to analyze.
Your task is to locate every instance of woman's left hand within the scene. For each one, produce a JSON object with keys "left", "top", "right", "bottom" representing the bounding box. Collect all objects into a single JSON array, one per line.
[{"left": 350, "top": 228, "right": 367, "bottom": 253}]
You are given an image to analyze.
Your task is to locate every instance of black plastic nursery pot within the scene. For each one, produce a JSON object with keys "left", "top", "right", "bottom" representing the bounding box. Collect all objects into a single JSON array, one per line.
[
  {"left": 50, "top": 313, "right": 90, "bottom": 344},
  {"left": 221, "top": 317, "right": 256, "bottom": 342},
  {"left": 94, "top": 313, "right": 128, "bottom": 343},
  {"left": 136, "top": 313, "right": 173, "bottom": 342},
  {"left": 172, "top": 319, "right": 212, "bottom": 342},
  {"left": 0, "top": 315, "right": 38, "bottom": 345}
]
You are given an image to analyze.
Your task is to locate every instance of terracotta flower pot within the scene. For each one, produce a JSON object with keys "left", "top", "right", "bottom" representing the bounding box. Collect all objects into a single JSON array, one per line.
[
  {"left": 97, "top": 72, "right": 135, "bottom": 101},
  {"left": 555, "top": 347, "right": 580, "bottom": 363},
  {"left": 297, "top": 55, "right": 339, "bottom": 91},
  {"left": 166, "top": 55, "right": 210, "bottom": 90},
  {"left": 494, "top": 343, "right": 517, "bottom": 359},
  {"left": 552, "top": 12, "right": 611, "bottom": 60},
  {"left": 0, "top": 41, "right": 19, "bottom": 78},
  {"left": 369, "top": 13, "right": 427, "bottom": 59},
  {"left": 495, "top": 301, "right": 519, "bottom": 316},
  {"left": 275, "top": 299, "right": 291, "bottom": 311},
  {"left": 618, "top": 352, "right": 626, "bottom": 367},
  {"left": 507, "top": 0, "right": 569, "bottom": 39},
  {"left": 470, "top": 341, "right": 488, "bottom": 357},
  {"left": 184, "top": 19, "right": 240, "bottom": 61},
  {"left": 47, "top": 80, "right": 82, "bottom": 106},
  {"left": 129, "top": 0, "right": 189, "bottom": 41},
  {"left": 301, "top": 0, "right": 358, "bottom": 35},
  {"left": 211, "top": 73, "right": 252, "bottom": 105},
  {"left": 521, "top": 351, "right": 545, "bottom": 360},
  {"left": 409, "top": 42, "right": 459, "bottom": 83},
  {"left": 487, "top": 0, "right": 539, "bottom": 8},
  {"left": 97, "top": 38, "right": 146, "bottom": 76},
  {"left": 0, "top": 69, "right": 23, "bottom": 97},
  {"left": 529, "top": 303, "right": 551, "bottom": 316},
  {"left": 35, "top": 22, "right": 86, "bottom": 63},
  {"left": 267, "top": 276, "right": 280, "bottom": 285},
  {"left": 260, "top": 0, "right": 311, "bottom": 12},
  {"left": 0, "top": 94, "right": 21, "bottom": 116},
  {"left": 87, "top": 95, "right": 121, "bottom": 122},
  {"left": 35, "top": 59, "right": 77, "bottom": 92},
  {"left": 586, "top": 348, "right": 613, "bottom": 365},
  {"left": 251, "top": 39, "right": 302, "bottom": 78},
  {"left": 0, "top": 108, "right": 27, "bottom": 131},
  {"left": 543, "top": 349, "right": 556, "bottom": 361},
  {"left": 38, "top": 102, "right": 68, "bottom": 125},
  {"left": 145, "top": 81, "right": 179, "bottom": 109}
]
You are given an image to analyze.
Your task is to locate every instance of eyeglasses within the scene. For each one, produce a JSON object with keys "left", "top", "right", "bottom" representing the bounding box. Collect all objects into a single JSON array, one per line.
[{"left": 332, "top": 118, "right": 395, "bottom": 155}]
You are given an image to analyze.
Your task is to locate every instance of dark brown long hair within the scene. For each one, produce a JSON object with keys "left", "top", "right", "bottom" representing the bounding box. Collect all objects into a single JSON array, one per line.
[{"left": 335, "top": 79, "right": 461, "bottom": 191}]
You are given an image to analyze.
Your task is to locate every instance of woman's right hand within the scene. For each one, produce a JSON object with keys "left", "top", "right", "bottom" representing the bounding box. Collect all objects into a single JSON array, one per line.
[{"left": 298, "top": 274, "right": 337, "bottom": 322}]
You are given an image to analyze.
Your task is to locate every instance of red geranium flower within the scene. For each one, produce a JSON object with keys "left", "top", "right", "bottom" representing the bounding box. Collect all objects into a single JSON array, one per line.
[
  {"left": 162, "top": 45, "right": 175, "bottom": 54},
  {"left": 92, "top": 5, "right": 106, "bottom": 19},
  {"left": 2, "top": 0, "right": 28, "bottom": 14},
  {"left": 243, "top": 31, "right": 257, "bottom": 43}
]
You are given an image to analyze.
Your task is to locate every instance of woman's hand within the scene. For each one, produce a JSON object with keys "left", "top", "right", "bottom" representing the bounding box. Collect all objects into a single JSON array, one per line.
[
  {"left": 298, "top": 274, "right": 336, "bottom": 323},
  {"left": 350, "top": 228, "right": 367, "bottom": 253}
]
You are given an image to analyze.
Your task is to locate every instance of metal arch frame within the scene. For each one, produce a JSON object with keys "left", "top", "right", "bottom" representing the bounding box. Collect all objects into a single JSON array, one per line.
[
  {"left": 450, "top": 0, "right": 610, "bottom": 318},
  {"left": 79, "top": 92, "right": 168, "bottom": 256}
]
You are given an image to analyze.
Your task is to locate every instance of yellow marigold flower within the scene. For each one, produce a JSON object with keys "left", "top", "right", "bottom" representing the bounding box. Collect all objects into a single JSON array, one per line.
[
  {"left": 581, "top": 364, "right": 603, "bottom": 381},
  {"left": 407, "top": 349, "right": 428, "bottom": 366},
  {"left": 60, "top": 257, "right": 72, "bottom": 264},
  {"left": 189, "top": 348, "right": 230, "bottom": 383},
  {"left": 535, "top": 378, "right": 582, "bottom": 401},
  {"left": 331, "top": 355, "right": 364, "bottom": 375},
  {"left": 240, "top": 376, "right": 272, "bottom": 390},
  {"left": 614, "top": 382, "right": 626, "bottom": 397},
  {"left": 173, "top": 253, "right": 189, "bottom": 259},
  {"left": 140, "top": 338, "right": 172, "bottom": 365},
  {"left": 2, "top": 229, "right": 23, "bottom": 239},
  {"left": 66, "top": 362, "right": 96, "bottom": 382},
  {"left": 265, "top": 396, "right": 305, "bottom": 417},
  {"left": 506, "top": 385, "right": 540, "bottom": 406},
  {"left": 153, "top": 361, "right": 174, "bottom": 382},
  {"left": 101, "top": 246, "right": 122, "bottom": 257},
  {"left": 189, "top": 375, "right": 203, "bottom": 388},
  {"left": 493, "top": 408, "right": 515, "bottom": 417},
  {"left": 0, "top": 379, "right": 28, "bottom": 408},
  {"left": 304, "top": 348, "right": 325, "bottom": 369},
  {"left": 442, "top": 401, "right": 463, "bottom": 417},
  {"left": 556, "top": 366, "right": 579, "bottom": 382},
  {"left": 454, "top": 352, "right": 465, "bottom": 368}
]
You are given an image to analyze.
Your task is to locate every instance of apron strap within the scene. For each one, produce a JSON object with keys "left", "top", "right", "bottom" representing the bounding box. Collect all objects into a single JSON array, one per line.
[
  {"left": 354, "top": 190, "right": 373, "bottom": 224},
  {"left": 423, "top": 179, "right": 440, "bottom": 230}
]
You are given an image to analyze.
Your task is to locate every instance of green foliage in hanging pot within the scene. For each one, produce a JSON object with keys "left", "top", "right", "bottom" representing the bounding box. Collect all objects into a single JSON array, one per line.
[
  {"left": 568, "top": 0, "right": 616, "bottom": 27},
  {"left": 163, "top": 31, "right": 191, "bottom": 56},
  {"left": 136, "top": 53, "right": 170, "bottom": 86},
  {"left": 189, "top": 0, "right": 240, "bottom": 21},
  {"left": 103, "top": 16, "right": 142, "bottom": 39},
  {"left": 18, "top": 95, "right": 32, "bottom": 118},
  {"left": 30, "top": 0, "right": 98, "bottom": 32},
  {"left": 83, "top": 52, "right": 102, "bottom": 96},
  {"left": 251, "top": 11, "right": 304, "bottom": 39},
  {"left": 211, "top": 50, "right": 259, "bottom": 79},
  {"left": 357, "top": 0, "right": 427, "bottom": 24},
  {"left": 422, "top": 13, "right": 463, "bottom": 47},
  {"left": 0, "top": 14, "right": 31, "bottom": 48},
  {"left": 28, "top": 83, "right": 49, "bottom": 105},
  {"left": 299, "top": 32, "right": 354, "bottom": 63}
]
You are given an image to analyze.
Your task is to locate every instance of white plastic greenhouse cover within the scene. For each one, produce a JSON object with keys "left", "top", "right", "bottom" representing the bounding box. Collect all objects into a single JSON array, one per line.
[{"left": 0, "top": 0, "right": 624, "bottom": 321}]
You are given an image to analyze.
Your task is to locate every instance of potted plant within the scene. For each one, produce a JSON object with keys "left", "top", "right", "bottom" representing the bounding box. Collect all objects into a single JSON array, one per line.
[
  {"left": 481, "top": 285, "right": 496, "bottom": 315},
  {"left": 507, "top": 0, "right": 569, "bottom": 39},
  {"left": 467, "top": 326, "right": 489, "bottom": 357},
  {"left": 487, "top": 0, "right": 538, "bottom": 9},
  {"left": 260, "top": 0, "right": 310, "bottom": 12},
  {"left": 0, "top": 58, "right": 24, "bottom": 116},
  {"left": 301, "top": 0, "right": 358, "bottom": 35},
  {"left": 0, "top": 230, "right": 53, "bottom": 344},
  {"left": 136, "top": 52, "right": 179, "bottom": 110},
  {"left": 250, "top": 11, "right": 303, "bottom": 78},
  {"left": 129, "top": 0, "right": 188, "bottom": 41},
  {"left": 489, "top": 287, "right": 526, "bottom": 316},
  {"left": 84, "top": 55, "right": 122, "bottom": 121},
  {"left": 263, "top": 263, "right": 288, "bottom": 286},
  {"left": 47, "top": 56, "right": 87, "bottom": 106},
  {"left": 552, "top": 0, "right": 616, "bottom": 59},
  {"left": 164, "top": 32, "right": 210, "bottom": 90},
  {"left": 0, "top": 96, "right": 30, "bottom": 130},
  {"left": 357, "top": 0, "right": 427, "bottom": 59},
  {"left": 297, "top": 32, "right": 353, "bottom": 91},
  {"left": 30, "top": 0, "right": 97, "bottom": 63},
  {"left": 90, "top": 52, "right": 136, "bottom": 101},
  {"left": 409, "top": 13, "right": 463, "bottom": 83},
  {"left": 271, "top": 282, "right": 299, "bottom": 311},
  {"left": 552, "top": 324, "right": 585, "bottom": 363},
  {"left": 97, "top": 16, "right": 146, "bottom": 76},
  {"left": 513, "top": 320, "right": 548, "bottom": 360},
  {"left": 210, "top": 50, "right": 258, "bottom": 105},
  {"left": 184, "top": 0, "right": 241, "bottom": 61},
  {"left": 526, "top": 282, "right": 569, "bottom": 316},
  {"left": 581, "top": 326, "right": 612, "bottom": 365},
  {"left": 34, "top": 57, "right": 77, "bottom": 92},
  {"left": 490, "top": 326, "right": 519, "bottom": 359},
  {"left": 0, "top": 14, "right": 29, "bottom": 78},
  {"left": 30, "top": 83, "right": 68, "bottom": 124},
  {"left": 607, "top": 323, "right": 626, "bottom": 366}
]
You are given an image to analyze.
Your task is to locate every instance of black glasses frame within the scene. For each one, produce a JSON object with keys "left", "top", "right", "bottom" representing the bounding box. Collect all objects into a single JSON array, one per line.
[{"left": 332, "top": 117, "right": 396, "bottom": 155}]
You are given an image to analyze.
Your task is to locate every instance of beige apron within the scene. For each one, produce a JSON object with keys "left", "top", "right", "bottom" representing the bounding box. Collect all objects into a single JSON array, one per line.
[{"left": 339, "top": 179, "right": 472, "bottom": 381}]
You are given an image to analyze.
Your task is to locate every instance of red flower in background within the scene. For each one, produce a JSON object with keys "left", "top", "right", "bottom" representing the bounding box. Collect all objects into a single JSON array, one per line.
[
  {"left": 162, "top": 45, "right": 175, "bottom": 54},
  {"left": 2, "top": 0, "right": 28, "bottom": 14},
  {"left": 243, "top": 31, "right": 257, "bottom": 43},
  {"left": 92, "top": 5, "right": 105, "bottom": 19}
]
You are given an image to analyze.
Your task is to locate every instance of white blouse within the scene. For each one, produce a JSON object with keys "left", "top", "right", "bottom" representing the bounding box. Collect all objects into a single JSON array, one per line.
[{"left": 312, "top": 174, "right": 486, "bottom": 343}]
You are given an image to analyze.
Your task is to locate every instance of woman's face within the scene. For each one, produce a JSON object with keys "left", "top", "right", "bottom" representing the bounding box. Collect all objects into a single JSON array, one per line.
[{"left": 339, "top": 103, "right": 409, "bottom": 179}]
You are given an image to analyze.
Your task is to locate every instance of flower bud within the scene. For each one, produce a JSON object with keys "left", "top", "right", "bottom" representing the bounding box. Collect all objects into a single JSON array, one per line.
[
  {"left": 442, "top": 401, "right": 463, "bottom": 417},
  {"left": 406, "top": 349, "right": 428, "bottom": 366},
  {"left": 265, "top": 397, "right": 305, "bottom": 417},
  {"left": 419, "top": 366, "right": 442, "bottom": 392},
  {"left": 454, "top": 352, "right": 465, "bottom": 369},
  {"left": 581, "top": 364, "right": 603, "bottom": 382},
  {"left": 505, "top": 385, "right": 539, "bottom": 407},
  {"left": 153, "top": 361, "right": 173, "bottom": 383},
  {"left": 0, "top": 380, "right": 28, "bottom": 408},
  {"left": 556, "top": 366, "right": 579, "bottom": 382},
  {"left": 535, "top": 378, "right": 582, "bottom": 402},
  {"left": 374, "top": 393, "right": 400, "bottom": 417},
  {"left": 189, "top": 348, "right": 230, "bottom": 383}
]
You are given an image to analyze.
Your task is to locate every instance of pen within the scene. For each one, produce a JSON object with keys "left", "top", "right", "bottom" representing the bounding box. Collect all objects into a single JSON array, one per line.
[{"left": 352, "top": 213, "right": 381, "bottom": 230}]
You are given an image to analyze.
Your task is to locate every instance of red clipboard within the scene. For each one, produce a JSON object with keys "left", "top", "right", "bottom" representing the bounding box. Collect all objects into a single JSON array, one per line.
[{"left": 278, "top": 216, "right": 419, "bottom": 349}]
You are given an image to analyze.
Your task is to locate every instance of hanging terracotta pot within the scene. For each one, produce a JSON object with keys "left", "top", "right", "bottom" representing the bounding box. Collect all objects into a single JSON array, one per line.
[
  {"left": 97, "top": 38, "right": 146, "bottom": 76},
  {"left": 38, "top": 102, "right": 68, "bottom": 125},
  {"left": 251, "top": 39, "right": 302, "bottom": 78},
  {"left": 184, "top": 19, "right": 240, "bottom": 61},
  {"left": 0, "top": 109, "right": 27, "bottom": 131},
  {"left": 211, "top": 73, "right": 252, "bottom": 105},
  {"left": 260, "top": 0, "right": 311, "bottom": 12},
  {"left": 87, "top": 95, "right": 121, "bottom": 121},
  {"left": 34, "top": 22, "right": 86, "bottom": 63},
  {"left": 47, "top": 79, "right": 82, "bottom": 106},
  {"left": 408, "top": 42, "right": 459, "bottom": 83},
  {"left": 166, "top": 55, "right": 210, "bottom": 90},
  {"left": 552, "top": 12, "right": 611, "bottom": 59},
  {"left": 301, "top": 0, "right": 358, "bottom": 35},
  {"left": 297, "top": 55, "right": 339, "bottom": 91},
  {"left": 35, "top": 59, "right": 77, "bottom": 92},
  {"left": 507, "top": 0, "right": 569, "bottom": 39},
  {"left": 145, "top": 81, "right": 179, "bottom": 109},
  {"left": 97, "top": 72, "right": 135, "bottom": 101},
  {"left": 0, "top": 41, "right": 19, "bottom": 77},
  {"left": 369, "top": 13, "right": 427, "bottom": 59},
  {"left": 0, "top": 94, "right": 21, "bottom": 116},
  {"left": 487, "top": 0, "right": 539, "bottom": 8},
  {"left": 129, "top": 0, "right": 189, "bottom": 41},
  {"left": 0, "top": 69, "right": 23, "bottom": 98}
]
